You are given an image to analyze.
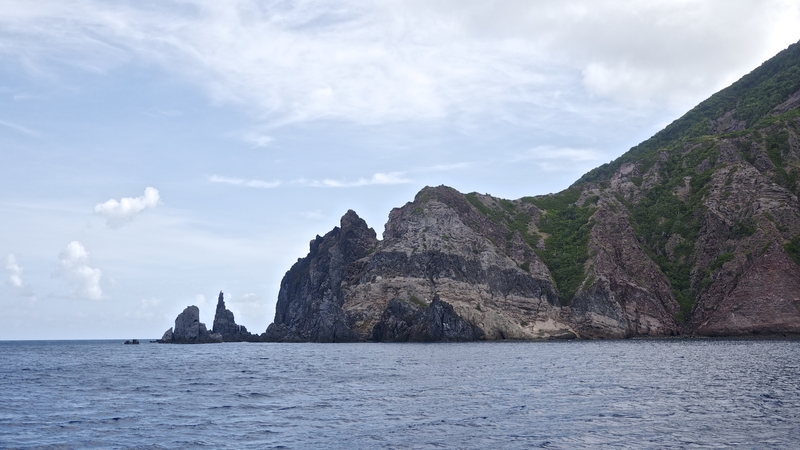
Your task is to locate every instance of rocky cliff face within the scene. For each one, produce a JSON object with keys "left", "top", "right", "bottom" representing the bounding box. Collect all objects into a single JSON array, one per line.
[
  {"left": 265, "top": 40, "right": 800, "bottom": 341},
  {"left": 264, "top": 210, "right": 379, "bottom": 342}
]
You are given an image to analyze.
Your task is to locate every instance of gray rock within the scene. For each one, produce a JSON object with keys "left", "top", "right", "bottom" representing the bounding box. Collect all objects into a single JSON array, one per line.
[
  {"left": 265, "top": 210, "right": 378, "bottom": 342},
  {"left": 158, "top": 327, "right": 173, "bottom": 343},
  {"left": 212, "top": 291, "right": 254, "bottom": 342},
  {"left": 171, "top": 305, "right": 218, "bottom": 344},
  {"left": 373, "top": 295, "right": 485, "bottom": 342}
]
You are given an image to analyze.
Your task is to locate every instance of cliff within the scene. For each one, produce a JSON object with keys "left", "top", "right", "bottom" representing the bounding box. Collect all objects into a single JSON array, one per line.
[{"left": 265, "top": 40, "right": 800, "bottom": 341}]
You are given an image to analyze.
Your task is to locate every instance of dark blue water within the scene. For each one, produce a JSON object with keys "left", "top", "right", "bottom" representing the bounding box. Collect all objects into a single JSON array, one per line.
[{"left": 1, "top": 339, "right": 799, "bottom": 449}]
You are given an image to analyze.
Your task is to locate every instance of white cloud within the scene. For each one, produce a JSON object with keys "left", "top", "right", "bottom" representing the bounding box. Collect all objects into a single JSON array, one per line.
[
  {"left": 5, "top": 253, "right": 23, "bottom": 288},
  {"left": 511, "top": 146, "right": 604, "bottom": 172},
  {"left": 209, "top": 175, "right": 281, "bottom": 189},
  {"left": 416, "top": 162, "right": 472, "bottom": 173},
  {"left": 58, "top": 241, "right": 103, "bottom": 300},
  {"left": 3, "top": 1, "right": 798, "bottom": 126},
  {"left": 236, "top": 293, "right": 260, "bottom": 304},
  {"left": 300, "top": 210, "right": 324, "bottom": 220},
  {"left": 211, "top": 172, "right": 411, "bottom": 189},
  {"left": 94, "top": 187, "right": 160, "bottom": 229},
  {"left": 241, "top": 132, "right": 274, "bottom": 148},
  {"left": 296, "top": 172, "right": 411, "bottom": 188},
  {"left": 0, "top": 119, "right": 38, "bottom": 136}
]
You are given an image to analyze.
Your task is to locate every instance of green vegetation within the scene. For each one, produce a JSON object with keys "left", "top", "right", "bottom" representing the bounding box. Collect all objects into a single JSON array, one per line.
[
  {"left": 461, "top": 41, "right": 800, "bottom": 317},
  {"left": 465, "top": 193, "right": 540, "bottom": 248},
  {"left": 732, "top": 219, "right": 757, "bottom": 239},
  {"left": 408, "top": 295, "right": 427, "bottom": 309},
  {"left": 785, "top": 236, "right": 800, "bottom": 266},
  {"left": 709, "top": 252, "right": 735, "bottom": 272},
  {"left": 625, "top": 141, "right": 721, "bottom": 321},
  {"left": 764, "top": 129, "right": 800, "bottom": 195},
  {"left": 534, "top": 204, "right": 596, "bottom": 305},
  {"left": 577, "top": 41, "right": 800, "bottom": 186},
  {"left": 522, "top": 189, "right": 581, "bottom": 211},
  {"left": 467, "top": 190, "right": 595, "bottom": 304}
]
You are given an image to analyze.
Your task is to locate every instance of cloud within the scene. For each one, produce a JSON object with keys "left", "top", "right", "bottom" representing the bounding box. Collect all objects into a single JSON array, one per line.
[
  {"left": 3, "top": 1, "right": 798, "bottom": 126},
  {"left": 94, "top": 187, "right": 160, "bottom": 228},
  {"left": 236, "top": 293, "right": 260, "bottom": 304},
  {"left": 0, "top": 119, "right": 38, "bottom": 136},
  {"left": 300, "top": 210, "right": 324, "bottom": 220},
  {"left": 241, "top": 132, "right": 274, "bottom": 148},
  {"left": 296, "top": 172, "right": 411, "bottom": 188},
  {"left": 511, "top": 146, "right": 604, "bottom": 172},
  {"left": 124, "top": 297, "right": 163, "bottom": 321},
  {"left": 211, "top": 172, "right": 410, "bottom": 189},
  {"left": 209, "top": 175, "right": 281, "bottom": 189},
  {"left": 5, "top": 253, "right": 24, "bottom": 288},
  {"left": 58, "top": 241, "right": 103, "bottom": 300}
]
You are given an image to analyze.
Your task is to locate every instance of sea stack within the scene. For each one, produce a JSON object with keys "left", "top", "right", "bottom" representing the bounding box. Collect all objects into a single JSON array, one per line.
[
  {"left": 158, "top": 305, "right": 222, "bottom": 344},
  {"left": 212, "top": 291, "right": 255, "bottom": 342}
]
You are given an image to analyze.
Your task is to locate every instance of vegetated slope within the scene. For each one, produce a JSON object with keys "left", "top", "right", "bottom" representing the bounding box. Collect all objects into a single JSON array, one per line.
[
  {"left": 552, "top": 39, "right": 800, "bottom": 335},
  {"left": 266, "top": 40, "right": 800, "bottom": 341}
]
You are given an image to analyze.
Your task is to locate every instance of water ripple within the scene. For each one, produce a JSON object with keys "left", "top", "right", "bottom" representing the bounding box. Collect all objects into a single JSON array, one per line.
[{"left": 1, "top": 339, "right": 799, "bottom": 448}]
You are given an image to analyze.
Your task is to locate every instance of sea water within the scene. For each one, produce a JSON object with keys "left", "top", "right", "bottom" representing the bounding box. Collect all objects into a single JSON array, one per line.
[{"left": 1, "top": 339, "right": 799, "bottom": 449}]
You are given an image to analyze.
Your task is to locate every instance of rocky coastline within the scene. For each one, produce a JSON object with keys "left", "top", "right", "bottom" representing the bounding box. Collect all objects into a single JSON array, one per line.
[{"left": 158, "top": 40, "right": 800, "bottom": 343}]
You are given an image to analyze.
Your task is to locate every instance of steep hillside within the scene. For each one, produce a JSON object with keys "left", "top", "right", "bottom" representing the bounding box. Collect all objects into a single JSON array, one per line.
[{"left": 265, "top": 40, "right": 800, "bottom": 341}]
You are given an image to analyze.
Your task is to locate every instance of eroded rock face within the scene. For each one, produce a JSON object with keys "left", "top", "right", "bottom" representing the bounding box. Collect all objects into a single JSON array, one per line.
[
  {"left": 264, "top": 210, "right": 379, "bottom": 342},
  {"left": 372, "top": 295, "right": 485, "bottom": 342},
  {"left": 691, "top": 244, "right": 800, "bottom": 336},
  {"left": 571, "top": 200, "right": 681, "bottom": 338},
  {"left": 212, "top": 292, "right": 254, "bottom": 342},
  {"left": 161, "top": 305, "right": 221, "bottom": 344},
  {"left": 266, "top": 173, "right": 800, "bottom": 341}
]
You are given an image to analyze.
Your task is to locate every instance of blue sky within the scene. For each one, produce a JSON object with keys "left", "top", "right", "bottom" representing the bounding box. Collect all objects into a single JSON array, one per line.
[{"left": 2, "top": 0, "right": 800, "bottom": 339}]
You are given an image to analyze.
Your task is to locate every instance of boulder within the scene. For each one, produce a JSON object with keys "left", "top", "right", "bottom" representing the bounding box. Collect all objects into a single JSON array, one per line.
[{"left": 158, "top": 327, "right": 173, "bottom": 343}]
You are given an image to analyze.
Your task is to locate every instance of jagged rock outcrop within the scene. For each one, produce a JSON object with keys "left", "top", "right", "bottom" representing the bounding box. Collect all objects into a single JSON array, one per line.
[
  {"left": 264, "top": 210, "right": 379, "bottom": 342},
  {"left": 212, "top": 292, "right": 255, "bottom": 342},
  {"left": 159, "top": 305, "right": 222, "bottom": 344}
]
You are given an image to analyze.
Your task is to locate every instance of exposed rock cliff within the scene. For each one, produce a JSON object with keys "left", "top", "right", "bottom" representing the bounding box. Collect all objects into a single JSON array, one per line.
[
  {"left": 265, "top": 210, "right": 379, "bottom": 342},
  {"left": 265, "top": 40, "right": 800, "bottom": 341}
]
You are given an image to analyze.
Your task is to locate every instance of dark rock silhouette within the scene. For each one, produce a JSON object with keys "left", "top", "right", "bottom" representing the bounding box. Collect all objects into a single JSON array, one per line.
[
  {"left": 265, "top": 210, "right": 379, "bottom": 342},
  {"left": 212, "top": 291, "right": 255, "bottom": 342},
  {"left": 158, "top": 305, "right": 221, "bottom": 344},
  {"left": 372, "top": 295, "right": 484, "bottom": 342}
]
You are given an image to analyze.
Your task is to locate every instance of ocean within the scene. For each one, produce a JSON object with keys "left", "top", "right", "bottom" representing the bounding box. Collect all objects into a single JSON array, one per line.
[{"left": 1, "top": 339, "right": 799, "bottom": 449}]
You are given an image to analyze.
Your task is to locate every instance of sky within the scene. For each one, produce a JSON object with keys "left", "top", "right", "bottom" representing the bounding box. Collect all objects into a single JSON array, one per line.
[{"left": 2, "top": 0, "right": 800, "bottom": 340}]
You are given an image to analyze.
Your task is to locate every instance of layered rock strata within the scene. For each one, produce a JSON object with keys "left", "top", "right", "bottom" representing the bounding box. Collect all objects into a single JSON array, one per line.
[{"left": 265, "top": 41, "right": 800, "bottom": 341}]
